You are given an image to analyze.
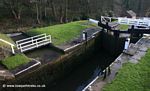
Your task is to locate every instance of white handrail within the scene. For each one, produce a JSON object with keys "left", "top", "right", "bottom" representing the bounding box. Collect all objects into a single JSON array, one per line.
[
  {"left": 15, "top": 60, "right": 41, "bottom": 76},
  {"left": 16, "top": 34, "right": 52, "bottom": 52},
  {"left": 0, "top": 39, "right": 15, "bottom": 54},
  {"left": 16, "top": 33, "right": 46, "bottom": 43},
  {"left": 0, "top": 39, "right": 14, "bottom": 46},
  {"left": 19, "top": 35, "right": 50, "bottom": 46}
]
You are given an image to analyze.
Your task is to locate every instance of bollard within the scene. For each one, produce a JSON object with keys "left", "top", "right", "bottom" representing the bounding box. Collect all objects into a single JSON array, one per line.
[
  {"left": 124, "top": 37, "right": 130, "bottom": 50},
  {"left": 83, "top": 31, "right": 88, "bottom": 41}
]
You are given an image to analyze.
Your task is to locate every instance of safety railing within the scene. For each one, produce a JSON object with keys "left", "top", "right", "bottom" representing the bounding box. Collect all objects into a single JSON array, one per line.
[
  {"left": 0, "top": 39, "right": 15, "bottom": 54},
  {"left": 16, "top": 33, "right": 52, "bottom": 52}
]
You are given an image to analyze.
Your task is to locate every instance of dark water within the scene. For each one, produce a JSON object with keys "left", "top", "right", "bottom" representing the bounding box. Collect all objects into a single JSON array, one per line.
[{"left": 46, "top": 51, "right": 116, "bottom": 91}]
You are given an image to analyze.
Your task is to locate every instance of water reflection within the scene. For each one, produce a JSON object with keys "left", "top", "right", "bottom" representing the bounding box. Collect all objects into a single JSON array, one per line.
[
  {"left": 76, "top": 67, "right": 101, "bottom": 91},
  {"left": 48, "top": 52, "right": 115, "bottom": 91}
]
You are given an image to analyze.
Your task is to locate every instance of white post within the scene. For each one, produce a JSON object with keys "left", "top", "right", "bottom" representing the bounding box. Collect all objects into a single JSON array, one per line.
[
  {"left": 101, "top": 16, "right": 103, "bottom": 23},
  {"left": 109, "top": 17, "right": 111, "bottom": 22},
  {"left": 20, "top": 46, "right": 23, "bottom": 52},
  {"left": 36, "top": 39, "right": 38, "bottom": 47},
  {"left": 16, "top": 42, "right": 19, "bottom": 49},
  {"left": 11, "top": 45, "right": 15, "bottom": 54},
  {"left": 124, "top": 38, "right": 130, "bottom": 50},
  {"left": 45, "top": 34, "right": 46, "bottom": 40},
  {"left": 82, "top": 33, "right": 85, "bottom": 40},
  {"left": 82, "top": 31, "right": 87, "bottom": 41},
  {"left": 32, "top": 37, "right": 34, "bottom": 44},
  {"left": 49, "top": 35, "right": 52, "bottom": 43}
]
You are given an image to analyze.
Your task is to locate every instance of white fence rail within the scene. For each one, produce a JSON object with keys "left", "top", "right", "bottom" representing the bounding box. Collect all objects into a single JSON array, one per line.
[
  {"left": 0, "top": 39, "right": 15, "bottom": 54},
  {"left": 90, "top": 16, "right": 150, "bottom": 28},
  {"left": 89, "top": 19, "right": 99, "bottom": 25},
  {"left": 16, "top": 33, "right": 52, "bottom": 52},
  {"left": 118, "top": 17, "right": 150, "bottom": 27}
]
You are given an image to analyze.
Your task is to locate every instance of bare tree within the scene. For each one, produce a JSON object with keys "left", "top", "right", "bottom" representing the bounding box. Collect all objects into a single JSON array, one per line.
[
  {"left": 48, "top": 0, "right": 57, "bottom": 21},
  {"left": 64, "top": 0, "right": 68, "bottom": 23},
  {"left": 3, "top": 0, "right": 24, "bottom": 21},
  {"left": 30, "top": 0, "right": 41, "bottom": 24}
]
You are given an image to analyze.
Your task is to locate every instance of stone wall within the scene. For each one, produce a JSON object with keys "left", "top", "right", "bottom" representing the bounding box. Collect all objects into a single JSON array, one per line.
[
  {"left": 0, "top": 31, "right": 127, "bottom": 91},
  {"left": 0, "top": 31, "right": 102, "bottom": 91}
]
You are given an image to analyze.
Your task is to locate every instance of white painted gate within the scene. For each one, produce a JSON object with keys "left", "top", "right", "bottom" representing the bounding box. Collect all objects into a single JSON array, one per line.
[
  {"left": 118, "top": 17, "right": 150, "bottom": 27},
  {"left": 16, "top": 33, "right": 51, "bottom": 52}
]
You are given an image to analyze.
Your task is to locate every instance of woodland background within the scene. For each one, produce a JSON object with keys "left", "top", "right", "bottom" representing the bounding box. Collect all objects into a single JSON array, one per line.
[{"left": 0, "top": 0, "right": 150, "bottom": 32}]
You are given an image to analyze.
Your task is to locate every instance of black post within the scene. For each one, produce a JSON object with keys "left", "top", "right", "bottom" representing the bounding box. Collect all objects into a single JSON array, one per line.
[
  {"left": 108, "top": 66, "right": 111, "bottom": 76},
  {"left": 114, "top": 31, "right": 119, "bottom": 38},
  {"left": 130, "top": 25, "right": 134, "bottom": 42},
  {"left": 106, "top": 22, "right": 109, "bottom": 33},
  {"left": 114, "top": 31, "right": 120, "bottom": 55},
  {"left": 141, "top": 33, "right": 143, "bottom": 37},
  {"left": 99, "top": 16, "right": 102, "bottom": 23}
]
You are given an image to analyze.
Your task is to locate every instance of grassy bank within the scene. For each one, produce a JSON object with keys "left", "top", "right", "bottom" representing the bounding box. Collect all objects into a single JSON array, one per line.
[
  {"left": 103, "top": 49, "right": 150, "bottom": 91},
  {"left": 26, "top": 21, "right": 96, "bottom": 45},
  {"left": 1, "top": 54, "right": 30, "bottom": 70},
  {"left": 118, "top": 24, "right": 129, "bottom": 30},
  {"left": 0, "top": 33, "right": 15, "bottom": 48}
]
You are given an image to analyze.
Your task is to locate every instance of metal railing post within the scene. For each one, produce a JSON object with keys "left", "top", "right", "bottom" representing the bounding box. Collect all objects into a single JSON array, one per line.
[
  {"left": 11, "top": 45, "right": 15, "bottom": 54},
  {"left": 36, "top": 39, "right": 38, "bottom": 47},
  {"left": 32, "top": 37, "right": 34, "bottom": 44},
  {"left": 20, "top": 44, "right": 23, "bottom": 52},
  {"left": 0, "top": 39, "right": 15, "bottom": 54},
  {"left": 50, "top": 35, "right": 52, "bottom": 43}
]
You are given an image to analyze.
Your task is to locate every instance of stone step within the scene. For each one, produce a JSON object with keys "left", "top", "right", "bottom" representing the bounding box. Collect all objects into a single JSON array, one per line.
[{"left": 0, "top": 70, "right": 15, "bottom": 81}]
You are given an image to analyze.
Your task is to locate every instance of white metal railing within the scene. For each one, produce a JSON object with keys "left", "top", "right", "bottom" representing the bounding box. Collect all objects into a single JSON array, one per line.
[
  {"left": 118, "top": 17, "right": 150, "bottom": 27},
  {"left": 16, "top": 33, "right": 52, "bottom": 52},
  {"left": 15, "top": 60, "right": 41, "bottom": 76},
  {"left": 90, "top": 17, "right": 150, "bottom": 28},
  {"left": 0, "top": 39, "right": 15, "bottom": 54},
  {"left": 89, "top": 19, "right": 99, "bottom": 25}
]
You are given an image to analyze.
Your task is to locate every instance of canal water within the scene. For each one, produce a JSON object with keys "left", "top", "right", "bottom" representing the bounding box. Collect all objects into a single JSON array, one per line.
[{"left": 46, "top": 51, "right": 117, "bottom": 91}]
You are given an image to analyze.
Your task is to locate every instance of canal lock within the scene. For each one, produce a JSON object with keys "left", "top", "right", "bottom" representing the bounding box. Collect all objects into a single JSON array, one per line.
[{"left": 0, "top": 30, "right": 141, "bottom": 91}]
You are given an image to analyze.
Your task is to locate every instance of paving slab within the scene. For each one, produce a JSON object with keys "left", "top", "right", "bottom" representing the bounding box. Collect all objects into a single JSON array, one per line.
[{"left": 129, "top": 58, "right": 138, "bottom": 64}]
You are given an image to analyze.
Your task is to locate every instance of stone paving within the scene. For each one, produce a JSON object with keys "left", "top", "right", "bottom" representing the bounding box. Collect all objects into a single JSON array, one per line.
[
  {"left": 0, "top": 68, "right": 14, "bottom": 81},
  {"left": 86, "top": 34, "right": 150, "bottom": 91}
]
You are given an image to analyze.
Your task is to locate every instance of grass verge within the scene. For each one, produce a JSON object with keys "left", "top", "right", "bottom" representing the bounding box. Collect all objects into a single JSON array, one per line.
[
  {"left": 0, "top": 33, "right": 15, "bottom": 48},
  {"left": 1, "top": 54, "right": 30, "bottom": 70},
  {"left": 26, "top": 21, "right": 96, "bottom": 45},
  {"left": 102, "top": 49, "right": 150, "bottom": 91}
]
